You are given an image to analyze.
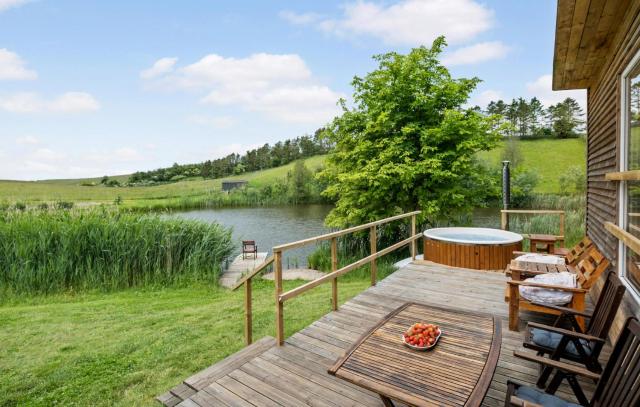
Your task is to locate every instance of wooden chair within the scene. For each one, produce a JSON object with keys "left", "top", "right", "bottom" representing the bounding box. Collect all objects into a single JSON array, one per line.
[
  {"left": 505, "top": 317, "right": 640, "bottom": 407},
  {"left": 511, "top": 236, "right": 593, "bottom": 266},
  {"left": 507, "top": 247, "right": 610, "bottom": 331},
  {"left": 521, "top": 270, "right": 626, "bottom": 402},
  {"left": 242, "top": 240, "right": 258, "bottom": 260}
]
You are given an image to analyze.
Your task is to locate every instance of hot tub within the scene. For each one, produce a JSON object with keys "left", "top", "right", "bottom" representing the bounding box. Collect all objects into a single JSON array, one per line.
[{"left": 423, "top": 227, "right": 523, "bottom": 270}]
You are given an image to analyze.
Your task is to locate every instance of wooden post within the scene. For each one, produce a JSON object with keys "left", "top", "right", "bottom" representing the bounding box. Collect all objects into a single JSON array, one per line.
[
  {"left": 244, "top": 277, "right": 252, "bottom": 346},
  {"left": 331, "top": 237, "right": 338, "bottom": 311},
  {"left": 501, "top": 211, "right": 508, "bottom": 231},
  {"left": 370, "top": 225, "right": 377, "bottom": 286},
  {"left": 274, "top": 250, "right": 284, "bottom": 346},
  {"left": 559, "top": 212, "right": 565, "bottom": 247},
  {"left": 410, "top": 214, "right": 417, "bottom": 260}
]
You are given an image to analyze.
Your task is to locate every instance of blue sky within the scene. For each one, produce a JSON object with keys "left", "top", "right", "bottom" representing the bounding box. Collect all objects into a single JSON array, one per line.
[{"left": 0, "top": 0, "right": 585, "bottom": 180}]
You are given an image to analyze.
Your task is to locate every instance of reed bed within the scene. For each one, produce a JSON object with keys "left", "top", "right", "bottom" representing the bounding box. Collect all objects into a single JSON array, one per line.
[
  {"left": 506, "top": 194, "right": 585, "bottom": 248},
  {"left": 0, "top": 209, "right": 234, "bottom": 295}
]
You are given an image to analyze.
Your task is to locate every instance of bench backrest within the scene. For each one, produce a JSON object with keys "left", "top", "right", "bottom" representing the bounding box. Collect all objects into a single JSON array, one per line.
[
  {"left": 566, "top": 236, "right": 593, "bottom": 265},
  {"left": 574, "top": 247, "right": 609, "bottom": 289},
  {"left": 592, "top": 317, "right": 640, "bottom": 406},
  {"left": 587, "top": 270, "right": 626, "bottom": 341}
]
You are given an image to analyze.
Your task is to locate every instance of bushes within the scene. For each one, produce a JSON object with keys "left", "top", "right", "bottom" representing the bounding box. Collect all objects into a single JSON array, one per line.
[{"left": 0, "top": 209, "right": 234, "bottom": 295}]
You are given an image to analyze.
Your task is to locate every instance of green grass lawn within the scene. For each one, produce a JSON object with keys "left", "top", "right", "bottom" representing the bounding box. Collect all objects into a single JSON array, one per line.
[
  {"left": 0, "top": 278, "right": 370, "bottom": 407},
  {"left": 476, "top": 138, "right": 586, "bottom": 194}
]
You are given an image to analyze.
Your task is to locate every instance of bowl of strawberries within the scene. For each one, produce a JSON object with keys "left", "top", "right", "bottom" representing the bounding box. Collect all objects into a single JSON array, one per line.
[{"left": 402, "top": 322, "right": 442, "bottom": 351}]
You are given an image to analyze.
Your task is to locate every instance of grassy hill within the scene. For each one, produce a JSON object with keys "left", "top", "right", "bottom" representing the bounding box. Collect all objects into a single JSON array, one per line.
[
  {"left": 476, "top": 138, "right": 586, "bottom": 194},
  {"left": 0, "top": 139, "right": 585, "bottom": 206},
  {"left": 0, "top": 156, "right": 326, "bottom": 205}
]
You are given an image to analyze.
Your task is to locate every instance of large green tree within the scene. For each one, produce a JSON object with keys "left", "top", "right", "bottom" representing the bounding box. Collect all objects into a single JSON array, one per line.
[{"left": 319, "top": 38, "right": 502, "bottom": 228}]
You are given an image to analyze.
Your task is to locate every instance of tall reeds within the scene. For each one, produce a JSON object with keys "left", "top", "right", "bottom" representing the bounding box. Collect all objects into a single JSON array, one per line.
[{"left": 0, "top": 208, "right": 234, "bottom": 295}]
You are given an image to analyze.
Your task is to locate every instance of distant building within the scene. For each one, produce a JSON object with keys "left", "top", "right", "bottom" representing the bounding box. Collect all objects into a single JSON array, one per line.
[{"left": 221, "top": 180, "right": 248, "bottom": 192}]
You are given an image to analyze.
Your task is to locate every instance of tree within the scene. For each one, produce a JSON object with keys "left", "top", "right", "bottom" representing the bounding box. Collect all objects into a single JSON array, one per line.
[
  {"left": 288, "top": 161, "right": 312, "bottom": 204},
  {"left": 548, "top": 98, "right": 584, "bottom": 138},
  {"left": 319, "top": 38, "right": 503, "bottom": 228},
  {"left": 501, "top": 137, "right": 523, "bottom": 168}
]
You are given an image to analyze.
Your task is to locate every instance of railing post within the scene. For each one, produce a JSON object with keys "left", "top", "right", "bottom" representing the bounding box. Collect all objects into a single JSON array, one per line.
[
  {"left": 370, "top": 225, "right": 377, "bottom": 286},
  {"left": 331, "top": 237, "right": 338, "bottom": 311},
  {"left": 410, "top": 214, "right": 417, "bottom": 260},
  {"left": 244, "top": 277, "right": 252, "bottom": 346},
  {"left": 559, "top": 212, "right": 565, "bottom": 247},
  {"left": 274, "top": 250, "right": 284, "bottom": 346},
  {"left": 501, "top": 211, "right": 508, "bottom": 231}
]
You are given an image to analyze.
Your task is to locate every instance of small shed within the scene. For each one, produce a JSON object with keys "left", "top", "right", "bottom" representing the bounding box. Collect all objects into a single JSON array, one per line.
[{"left": 221, "top": 180, "right": 248, "bottom": 192}]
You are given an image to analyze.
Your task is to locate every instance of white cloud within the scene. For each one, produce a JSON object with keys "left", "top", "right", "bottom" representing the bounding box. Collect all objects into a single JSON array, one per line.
[
  {"left": 526, "top": 74, "right": 586, "bottom": 109},
  {"left": 188, "top": 114, "right": 236, "bottom": 129},
  {"left": 279, "top": 10, "right": 323, "bottom": 25},
  {"left": 140, "top": 57, "right": 178, "bottom": 79},
  {"left": 31, "top": 148, "right": 67, "bottom": 161},
  {"left": 287, "top": 0, "right": 494, "bottom": 46},
  {"left": 0, "top": 49, "right": 37, "bottom": 80},
  {"left": 142, "top": 53, "right": 343, "bottom": 124},
  {"left": 114, "top": 147, "right": 142, "bottom": 161},
  {"left": 469, "top": 89, "right": 505, "bottom": 108},
  {"left": 0, "top": 0, "right": 30, "bottom": 13},
  {"left": 442, "top": 41, "right": 510, "bottom": 66},
  {"left": 0, "top": 92, "right": 100, "bottom": 113},
  {"left": 209, "top": 143, "right": 264, "bottom": 159},
  {"left": 15, "top": 135, "right": 39, "bottom": 145}
]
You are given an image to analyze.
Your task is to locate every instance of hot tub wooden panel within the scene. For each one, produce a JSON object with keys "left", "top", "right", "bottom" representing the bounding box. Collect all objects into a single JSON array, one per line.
[{"left": 424, "top": 237, "right": 521, "bottom": 270}]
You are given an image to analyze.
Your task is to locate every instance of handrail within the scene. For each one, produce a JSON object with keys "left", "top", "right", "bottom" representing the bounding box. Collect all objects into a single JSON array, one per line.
[
  {"left": 236, "top": 210, "right": 421, "bottom": 347},
  {"left": 605, "top": 222, "right": 640, "bottom": 255},
  {"left": 230, "top": 255, "right": 274, "bottom": 291},
  {"left": 500, "top": 209, "right": 565, "bottom": 246},
  {"left": 272, "top": 211, "right": 421, "bottom": 252},
  {"left": 271, "top": 211, "right": 420, "bottom": 346},
  {"left": 279, "top": 233, "right": 422, "bottom": 302}
]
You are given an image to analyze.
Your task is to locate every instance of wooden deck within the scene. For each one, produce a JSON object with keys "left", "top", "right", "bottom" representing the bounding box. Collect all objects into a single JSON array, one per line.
[
  {"left": 220, "top": 252, "right": 269, "bottom": 288},
  {"left": 159, "top": 261, "right": 605, "bottom": 406}
]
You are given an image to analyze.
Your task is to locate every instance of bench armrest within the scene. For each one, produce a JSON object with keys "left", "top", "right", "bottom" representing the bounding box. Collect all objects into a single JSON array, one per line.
[
  {"left": 527, "top": 322, "right": 605, "bottom": 343},
  {"left": 507, "top": 280, "right": 586, "bottom": 293},
  {"left": 514, "top": 350, "right": 601, "bottom": 380},
  {"left": 529, "top": 302, "right": 593, "bottom": 318}
]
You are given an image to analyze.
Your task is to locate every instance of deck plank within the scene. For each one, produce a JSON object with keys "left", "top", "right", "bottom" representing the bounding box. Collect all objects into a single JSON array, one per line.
[{"left": 159, "top": 261, "right": 604, "bottom": 406}]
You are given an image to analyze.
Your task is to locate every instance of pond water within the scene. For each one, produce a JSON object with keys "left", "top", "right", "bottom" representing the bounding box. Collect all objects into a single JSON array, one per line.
[
  {"left": 171, "top": 205, "right": 503, "bottom": 268},
  {"left": 172, "top": 205, "right": 333, "bottom": 269}
]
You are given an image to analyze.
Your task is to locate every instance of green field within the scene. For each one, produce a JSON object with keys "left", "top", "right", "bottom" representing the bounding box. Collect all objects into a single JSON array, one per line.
[
  {"left": 0, "top": 139, "right": 585, "bottom": 206},
  {"left": 476, "top": 138, "right": 586, "bottom": 193},
  {"left": 0, "top": 279, "right": 371, "bottom": 406},
  {"left": 0, "top": 156, "right": 326, "bottom": 206}
]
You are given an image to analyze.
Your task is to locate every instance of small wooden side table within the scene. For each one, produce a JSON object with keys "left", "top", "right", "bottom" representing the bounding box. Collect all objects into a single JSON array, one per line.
[{"left": 528, "top": 234, "right": 557, "bottom": 254}]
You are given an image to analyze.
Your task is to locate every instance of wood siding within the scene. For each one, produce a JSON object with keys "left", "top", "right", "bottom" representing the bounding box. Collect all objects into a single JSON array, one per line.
[{"left": 586, "top": 2, "right": 640, "bottom": 340}]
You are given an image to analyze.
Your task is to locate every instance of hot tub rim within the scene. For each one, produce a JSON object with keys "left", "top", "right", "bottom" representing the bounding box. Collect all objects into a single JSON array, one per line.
[{"left": 422, "top": 227, "right": 523, "bottom": 245}]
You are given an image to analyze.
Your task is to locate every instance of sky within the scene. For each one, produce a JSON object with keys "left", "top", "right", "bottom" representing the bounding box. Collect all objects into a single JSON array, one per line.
[{"left": 0, "top": 0, "right": 586, "bottom": 181}]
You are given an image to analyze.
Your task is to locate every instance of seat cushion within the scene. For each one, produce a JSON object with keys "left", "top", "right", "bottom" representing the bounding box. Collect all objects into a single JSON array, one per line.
[
  {"left": 531, "top": 328, "right": 592, "bottom": 357},
  {"left": 515, "top": 385, "right": 581, "bottom": 407},
  {"left": 519, "top": 272, "right": 576, "bottom": 305}
]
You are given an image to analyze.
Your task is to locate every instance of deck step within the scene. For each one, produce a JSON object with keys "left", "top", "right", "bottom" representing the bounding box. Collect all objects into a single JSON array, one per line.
[{"left": 156, "top": 336, "right": 276, "bottom": 406}]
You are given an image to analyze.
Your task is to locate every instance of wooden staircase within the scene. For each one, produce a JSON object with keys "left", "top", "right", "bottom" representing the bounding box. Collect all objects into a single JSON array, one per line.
[{"left": 156, "top": 336, "right": 276, "bottom": 406}]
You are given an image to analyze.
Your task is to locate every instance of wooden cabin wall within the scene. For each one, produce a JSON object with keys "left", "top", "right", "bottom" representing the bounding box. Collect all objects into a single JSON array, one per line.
[{"left": 587, "top": 3, "right": 640, "bottom": 341}]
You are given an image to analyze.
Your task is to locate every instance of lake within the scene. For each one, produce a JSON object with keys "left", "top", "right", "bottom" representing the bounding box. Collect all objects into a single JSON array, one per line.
[
  {"left": 172, "top": 205, "right": 503, "bottom": 268},
  {"left": 173, "top": 205, "right": 333, "bottom": 268}
]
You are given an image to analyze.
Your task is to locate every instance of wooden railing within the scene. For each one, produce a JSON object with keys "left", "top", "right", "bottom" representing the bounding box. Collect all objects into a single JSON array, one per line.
[
  {"left": 231, "top": 255, "right": 274, "bottom": 345},
  {"left": 233, "top": 211, "right": 421, "bottom": 347},
  {"left": 500, "top": 209, "right": 565, "bottom": 246}
]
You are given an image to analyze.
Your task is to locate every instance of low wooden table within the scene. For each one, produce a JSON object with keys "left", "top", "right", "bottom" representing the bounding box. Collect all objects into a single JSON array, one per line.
[
  {"left": 328, "top": 302, "right": 501, "bottom": 407},
  {"left": 528, "top": 234, "right": 557, "bottom": 254}
]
